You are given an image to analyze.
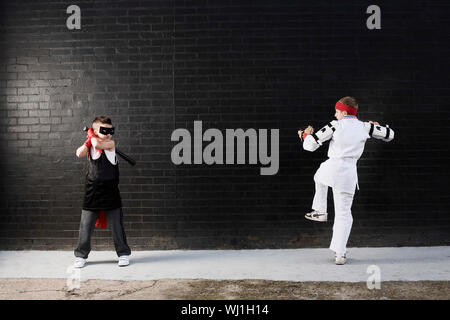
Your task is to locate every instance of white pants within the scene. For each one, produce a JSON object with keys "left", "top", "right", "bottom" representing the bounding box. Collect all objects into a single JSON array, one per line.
[{"left": 312, "top": 182, "right": 354, "bottom": 257}]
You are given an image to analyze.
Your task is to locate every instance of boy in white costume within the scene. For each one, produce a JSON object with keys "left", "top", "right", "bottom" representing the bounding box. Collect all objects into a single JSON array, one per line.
[{"left": 298, "top": 97, "right": 394, "bottom": 265}]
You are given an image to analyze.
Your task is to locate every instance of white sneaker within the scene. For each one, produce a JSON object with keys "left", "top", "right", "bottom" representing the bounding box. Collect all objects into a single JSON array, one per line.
[
  {"left": 118, "top": 255, "right": 130, "bottom": 267},
  {"left": 335, "top": 254, "right": 347, "bottom": 265},
  {"left": 305, "top": 210, "right": 328, "bottom": 222},
  {"left": 74, "top": 257, "right": 86, "bottom": 268}
]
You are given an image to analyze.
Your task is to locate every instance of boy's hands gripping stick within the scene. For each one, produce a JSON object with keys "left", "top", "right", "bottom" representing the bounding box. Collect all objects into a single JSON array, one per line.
[
  {"left": 82, "top": 127, "right": 137, "bottom": 166},
  {"left": 83, "top": 127, "right": 95, "bottom": 149},
  {"left": 298, "top": 125, "right": 314, "bottom": 142}
]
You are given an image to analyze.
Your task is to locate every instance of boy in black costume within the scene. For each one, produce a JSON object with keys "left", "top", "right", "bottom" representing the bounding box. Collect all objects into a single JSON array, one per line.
[{"left": 73, "top": 116, "right": 131, "bottom": 268}]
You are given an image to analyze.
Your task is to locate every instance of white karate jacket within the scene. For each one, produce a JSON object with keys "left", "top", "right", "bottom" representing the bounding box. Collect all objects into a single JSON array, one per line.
[{"left": 303, "top": 115, "right": 370, "bottom": 194}]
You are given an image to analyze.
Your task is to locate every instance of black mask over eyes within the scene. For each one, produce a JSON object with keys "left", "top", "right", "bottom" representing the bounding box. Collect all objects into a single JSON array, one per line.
[{"left": 99, "top": 126, "right": 114, "bottom": 135}]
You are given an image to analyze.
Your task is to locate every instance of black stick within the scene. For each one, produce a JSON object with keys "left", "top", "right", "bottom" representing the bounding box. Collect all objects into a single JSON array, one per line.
[
  {"left": 116, "top": 149, "right": 136, "bottom": 166},
  {"left": 83, "top": 127, "right": 136, "bottom": 166}
]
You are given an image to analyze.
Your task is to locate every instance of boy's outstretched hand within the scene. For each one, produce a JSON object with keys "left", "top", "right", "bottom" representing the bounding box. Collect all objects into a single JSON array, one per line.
[
  {"left": 298, "top": 125, "right": 314, "bottom": 142},
  {"left": 368, "top": 120, "right": 380, "bottom": 125}
]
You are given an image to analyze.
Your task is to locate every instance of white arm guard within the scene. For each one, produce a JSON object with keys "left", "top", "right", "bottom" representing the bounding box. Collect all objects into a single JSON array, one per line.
[
  {"left": 303, "top": 120, "right": 338, "bottom": 152},
  {"left": 364, "top": 122, "right": 394, "bottom": 142}
]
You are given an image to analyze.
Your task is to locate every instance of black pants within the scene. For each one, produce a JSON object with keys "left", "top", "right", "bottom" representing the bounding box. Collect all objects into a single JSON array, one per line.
[{"left": 74, "top": 208, "right": 131, "bottom": 259}]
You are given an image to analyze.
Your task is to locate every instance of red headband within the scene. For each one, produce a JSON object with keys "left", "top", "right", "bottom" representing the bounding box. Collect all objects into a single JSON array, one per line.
[{"left": 335, "top": 102, "right": 357, "bottom": 115}]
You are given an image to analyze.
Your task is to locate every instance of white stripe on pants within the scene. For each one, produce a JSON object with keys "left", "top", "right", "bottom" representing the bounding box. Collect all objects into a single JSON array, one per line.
[{"left": 312, "top": 182, "right": 354, "bottom": 256}]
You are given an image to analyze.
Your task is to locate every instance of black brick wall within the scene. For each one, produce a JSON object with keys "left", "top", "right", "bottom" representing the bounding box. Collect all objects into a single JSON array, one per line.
[{"left": 0, "top": 0, "right": 449, "bottom": 250}]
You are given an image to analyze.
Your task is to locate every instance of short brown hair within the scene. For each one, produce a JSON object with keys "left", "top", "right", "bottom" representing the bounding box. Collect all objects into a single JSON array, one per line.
[
  {"left": 338, "top": 96, "right": 358, "bottom": 110},
  {"left": 92, "top": 115, "right": 112, "bottom": 125}
]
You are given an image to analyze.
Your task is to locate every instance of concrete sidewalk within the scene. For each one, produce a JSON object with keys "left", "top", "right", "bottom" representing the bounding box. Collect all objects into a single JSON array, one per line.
[{"left": 1, "top": 246, "right": 449, "bottom": 283}]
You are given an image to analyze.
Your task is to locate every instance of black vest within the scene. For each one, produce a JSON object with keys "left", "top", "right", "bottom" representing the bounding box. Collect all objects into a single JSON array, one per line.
[{"left": 83, "top": 149, "right": 122, "bottom": 210}]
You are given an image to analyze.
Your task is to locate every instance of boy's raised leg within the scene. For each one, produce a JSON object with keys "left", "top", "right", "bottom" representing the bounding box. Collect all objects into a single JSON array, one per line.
[
  {"left": 312, "top": 182, "right": 328, "bottom": 213},
  {"left": 305, "top": 182, "right": 329, "bottom": 222}
]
